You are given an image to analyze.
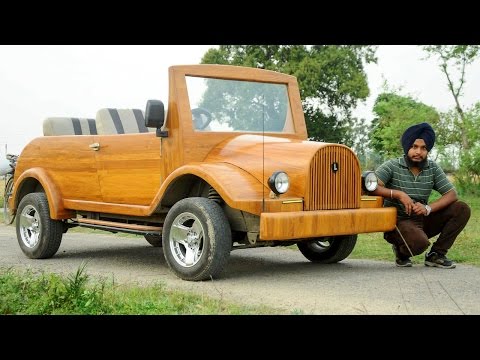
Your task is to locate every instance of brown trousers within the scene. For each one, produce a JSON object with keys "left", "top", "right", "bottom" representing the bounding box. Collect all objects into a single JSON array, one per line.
[{"left": 384, "top": 201, "right": 471, "bottom": 257}]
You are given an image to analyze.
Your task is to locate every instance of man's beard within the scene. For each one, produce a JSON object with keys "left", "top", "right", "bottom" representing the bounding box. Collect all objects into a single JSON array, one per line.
[{"left": 404, "top": 154, "right": 427, "bottom": 169}]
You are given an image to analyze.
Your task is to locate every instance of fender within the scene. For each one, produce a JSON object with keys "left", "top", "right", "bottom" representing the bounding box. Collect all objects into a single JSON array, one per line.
[
  {"left": 151, "top": 163, "right": 266, "bottom": 215},
  {"left": 12, "top": 168, "right": 75, "bottom": 219}
]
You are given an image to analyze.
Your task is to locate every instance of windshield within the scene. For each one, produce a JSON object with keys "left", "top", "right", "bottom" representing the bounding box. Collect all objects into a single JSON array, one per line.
[{"left": 186, "top": 76, "right": 294, "bottom": 133}]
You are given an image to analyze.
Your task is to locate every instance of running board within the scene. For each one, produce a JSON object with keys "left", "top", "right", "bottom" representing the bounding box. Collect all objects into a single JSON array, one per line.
[{"left": 73, "top": 218, "right": 162, "bottom": 236}]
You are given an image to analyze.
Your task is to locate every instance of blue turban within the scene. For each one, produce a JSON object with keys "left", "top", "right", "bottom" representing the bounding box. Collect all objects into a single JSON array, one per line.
[{"left": 401, "top": 122, "right": 435, "bottom": 154}]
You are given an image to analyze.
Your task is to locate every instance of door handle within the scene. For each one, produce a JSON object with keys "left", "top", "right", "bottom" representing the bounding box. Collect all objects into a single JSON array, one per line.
[{"left": 89, "top": 142, "right": 100, "bottom": 151}]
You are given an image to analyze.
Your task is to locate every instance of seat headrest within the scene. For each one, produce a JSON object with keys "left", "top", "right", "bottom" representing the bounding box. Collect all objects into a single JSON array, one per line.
[
  {"left": 43, "top": 117, "right": 97, "bottom": 136},
  {"left": 96, "top": 108, "right": 154, "bottom": 134}
]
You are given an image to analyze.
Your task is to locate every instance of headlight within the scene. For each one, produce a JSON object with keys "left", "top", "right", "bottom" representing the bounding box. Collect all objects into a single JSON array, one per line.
[
  {"left": 268, "top": 171, "right": 289, "bottom": 195},
  {"left": 362, "top": 171, "right": 378, "bottom": 192}
]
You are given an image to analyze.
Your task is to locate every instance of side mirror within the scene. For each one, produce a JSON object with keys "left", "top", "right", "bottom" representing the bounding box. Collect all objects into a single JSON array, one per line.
[
  {"left": 145, "top": 100, "right": 168, "bottom": 138},
  {"left": 145, "top": 99, "right": 164, "bottom": 128}
]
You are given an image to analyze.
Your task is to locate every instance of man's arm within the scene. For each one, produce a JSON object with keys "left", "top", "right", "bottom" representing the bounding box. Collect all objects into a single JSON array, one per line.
[
  {"left": 370, "top": 181, "right": 416, "bottom": 216},
  {"left": 412, "top": 189, "right": 458, "bottom": 216},
  {"left": 413, "top": 162, "right": 458, "bottom": 216}
]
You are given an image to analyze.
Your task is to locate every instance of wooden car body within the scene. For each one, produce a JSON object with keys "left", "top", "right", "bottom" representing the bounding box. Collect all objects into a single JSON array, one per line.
[{"left": 9, "top": 65, "right": 396, "bottom": 280}]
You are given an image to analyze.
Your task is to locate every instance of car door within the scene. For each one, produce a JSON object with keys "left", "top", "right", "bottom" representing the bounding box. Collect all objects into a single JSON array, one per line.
[{"left": 93, "top": 133, "right": 162, "bottom": 205}]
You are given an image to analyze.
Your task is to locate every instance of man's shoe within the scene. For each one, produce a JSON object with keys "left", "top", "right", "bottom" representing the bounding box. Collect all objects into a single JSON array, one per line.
[
  {"left": 392, "top": 245, "right": 412, "bottom": 267},
  {"left": 425, "top": 251, "right": 456, "bottom": 269}
]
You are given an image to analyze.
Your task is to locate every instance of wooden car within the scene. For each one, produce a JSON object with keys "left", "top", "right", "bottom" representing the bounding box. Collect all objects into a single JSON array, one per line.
[{"left": 8, "top": 65, "right": 396, "bottom": 281}]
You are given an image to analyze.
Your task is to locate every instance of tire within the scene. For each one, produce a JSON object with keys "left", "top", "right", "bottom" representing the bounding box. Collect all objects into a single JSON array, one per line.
[
  {"left": 144, "top": 233, "right": 162, "bottom": 247},
  {"left": 3, "top": 176, "right": 15, "bottom": 224},
  {"left": 162, "top": 197, "right": 231, "bottom": 281},
  {"left": 16, "top": 192, "right": 64, "bottom": 259},
  {"left": 297, "top": 235, "right": 357, "bottom": 264}
]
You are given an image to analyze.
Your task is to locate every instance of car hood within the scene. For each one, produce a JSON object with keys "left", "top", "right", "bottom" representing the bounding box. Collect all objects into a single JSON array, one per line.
[{"left": 204, "top": 134, "right": 344, "bottom": 197}]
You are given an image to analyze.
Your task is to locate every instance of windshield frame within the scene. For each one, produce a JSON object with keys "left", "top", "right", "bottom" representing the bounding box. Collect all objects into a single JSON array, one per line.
[{"left": 167, "top": 65, "right": 308, "bottom": 140}]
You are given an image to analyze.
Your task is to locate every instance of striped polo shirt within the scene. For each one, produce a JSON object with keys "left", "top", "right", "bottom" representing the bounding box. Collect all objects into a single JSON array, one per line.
[{"left": 375, "top": 156, "right": 455, "bottom": 219}]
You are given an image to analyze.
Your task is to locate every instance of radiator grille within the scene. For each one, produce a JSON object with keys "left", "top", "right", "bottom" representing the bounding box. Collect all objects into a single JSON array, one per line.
[{"left": 305, "top": 145, "right": 361, "bottom": 210}]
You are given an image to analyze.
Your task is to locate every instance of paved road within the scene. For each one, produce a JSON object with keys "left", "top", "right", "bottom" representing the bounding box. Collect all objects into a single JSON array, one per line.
[{"left": 1, "top": 224, "right": 480, "bottom": 314}]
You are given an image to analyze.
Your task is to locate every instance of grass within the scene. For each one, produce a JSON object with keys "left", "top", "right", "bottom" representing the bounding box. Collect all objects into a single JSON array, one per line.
[{"left": 0, "top": 264, "right": 282, "bottom": 315}]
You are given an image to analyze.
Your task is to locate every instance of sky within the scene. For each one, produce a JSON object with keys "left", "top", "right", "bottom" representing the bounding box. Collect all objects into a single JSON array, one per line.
[{"left": 1, "top": 45, "right": 479, "bottom": 156}]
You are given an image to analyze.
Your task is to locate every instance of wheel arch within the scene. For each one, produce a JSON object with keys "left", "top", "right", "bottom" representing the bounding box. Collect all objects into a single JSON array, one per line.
[
  {"left": 151, "top": 163, "right": 265, "bottom": 215},
  {"left": 160, "top": 174, "right": 211, "bottom": 207},
  {"left": 12, "top": 168, "right": 74, "bottom": 219}
]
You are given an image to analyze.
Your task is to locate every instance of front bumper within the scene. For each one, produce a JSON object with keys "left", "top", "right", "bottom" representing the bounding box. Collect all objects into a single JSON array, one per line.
[{"left": 259, "top": 207, "right": 396, "bottom": 240}]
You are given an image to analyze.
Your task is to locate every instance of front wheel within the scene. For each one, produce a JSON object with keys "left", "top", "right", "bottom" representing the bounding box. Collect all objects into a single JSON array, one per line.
[
  {"left": 3, "top": 176, "right": 15, "bottom": 224},
  {"left": 297, "top": 235, "right": 357, "bottom": 263},
  {"left": 162, "top": 197, "right": 231, "bottom": 281},
  {"left": 16, "top": 192, "right": 64, "bottom": 259}
]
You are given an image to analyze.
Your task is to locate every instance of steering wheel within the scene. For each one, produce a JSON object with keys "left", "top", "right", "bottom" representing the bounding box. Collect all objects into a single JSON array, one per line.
[{"left": 191, "top": 107, "right": 213, "bottom": 130}]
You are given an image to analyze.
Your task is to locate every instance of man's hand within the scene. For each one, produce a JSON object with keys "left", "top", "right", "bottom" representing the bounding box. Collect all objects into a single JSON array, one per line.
[
  {"left": 398, "top": 192, "right": 415, "bottom": 216},
  {"left": 412, "top": 202, "right": 428, "bottom": 216}
]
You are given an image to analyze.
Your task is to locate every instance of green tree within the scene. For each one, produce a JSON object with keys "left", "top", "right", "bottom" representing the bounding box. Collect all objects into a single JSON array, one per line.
[
  {"left": 369, "top": 92, "right": 440, "bottom": 159},
  {"left": 423, "top": 45, "right": 479, "bottom": 151},
  {"left": 438, "top": 103, "right": 480, "bottom": 193},
  {"left": 423, "top": 45, "right": 480, "bottom": 194},
  {"left": 201, "top": 45, "right": 377, "bottom": 146}
]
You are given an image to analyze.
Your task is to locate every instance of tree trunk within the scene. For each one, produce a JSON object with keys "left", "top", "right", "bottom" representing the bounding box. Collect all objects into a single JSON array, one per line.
[{"left": 443, "top": 64, "right": 469, "bottom": 150}]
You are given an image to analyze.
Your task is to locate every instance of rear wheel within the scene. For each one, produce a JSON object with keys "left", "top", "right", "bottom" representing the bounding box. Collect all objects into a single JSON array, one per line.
[
  {"left": 16, "top": 192, "right": 63, "bottom": 259},
  {"left": 297, "top": 235, "right": 357, "bottom": 263},
  {"left": 144, "top": 233, "right": 162, "bottom": 247},
  {"left": 162, "top": 197, "right": 231, "bottom": 281},
  {"left": 3, "top": 176, "right": 15, "bottom": 224}
]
